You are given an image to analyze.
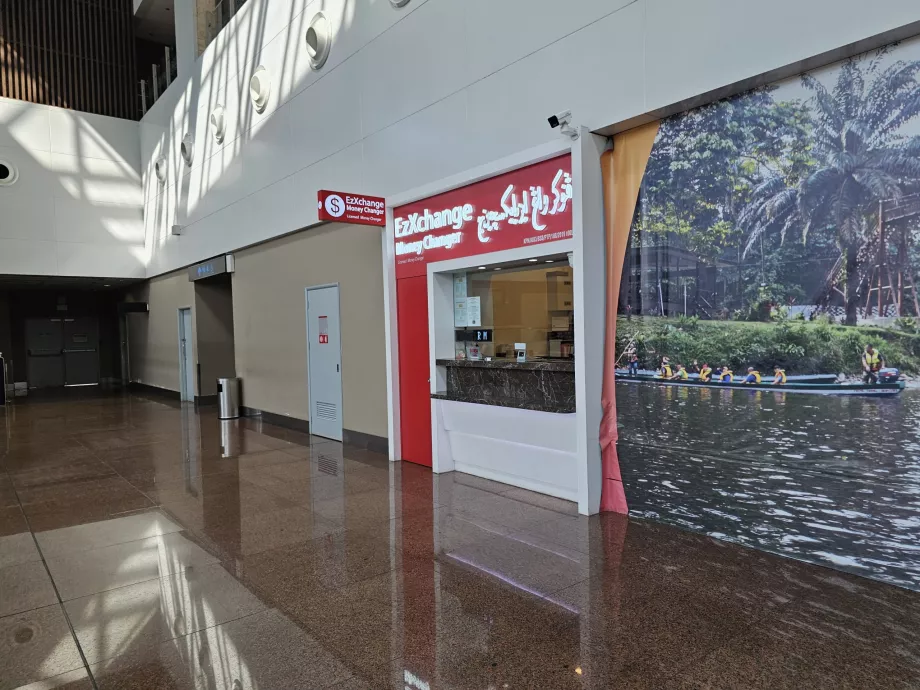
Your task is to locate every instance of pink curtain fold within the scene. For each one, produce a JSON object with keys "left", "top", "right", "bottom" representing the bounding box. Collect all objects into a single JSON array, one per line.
[{"left": 599, "top": 122, "right": 660, "bottom": 513}]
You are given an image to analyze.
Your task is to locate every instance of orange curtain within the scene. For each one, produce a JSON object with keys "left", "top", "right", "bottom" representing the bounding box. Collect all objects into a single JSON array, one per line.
[{"left": 599, "top": 121, "right": 660, "bottom": 513}]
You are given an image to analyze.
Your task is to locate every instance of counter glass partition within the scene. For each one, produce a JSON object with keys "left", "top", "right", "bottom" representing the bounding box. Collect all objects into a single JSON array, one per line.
[
  {"left": 452, "top": 257, "right": 574, "bottom": 363},
  {"left": 435, "top": 254, "right": 576, "bottom": 413}
]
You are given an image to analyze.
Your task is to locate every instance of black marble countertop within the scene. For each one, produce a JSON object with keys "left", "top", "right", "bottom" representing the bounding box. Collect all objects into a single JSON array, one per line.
[
  {"left": 436, "top": 358, "right": 575, "bottom": 373},
  {"left": 431, "top": 390, "right": 575, "bottom": 414}
]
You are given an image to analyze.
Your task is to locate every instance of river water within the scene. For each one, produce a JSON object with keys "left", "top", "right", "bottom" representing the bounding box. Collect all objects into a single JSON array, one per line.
[{"left": 616, "top": 382, "right": 920, "bottom": 591}]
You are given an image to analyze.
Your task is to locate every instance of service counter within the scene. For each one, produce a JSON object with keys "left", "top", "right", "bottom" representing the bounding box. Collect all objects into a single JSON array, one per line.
[
  {"left": 432, "top": 358, "right": 575, "bottom": 413},
  {"left": 431, "top": 357, "right": 577, "bottom": 501}
]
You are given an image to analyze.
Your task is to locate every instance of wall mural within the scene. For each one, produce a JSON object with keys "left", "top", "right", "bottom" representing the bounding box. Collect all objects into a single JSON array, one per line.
[{"left": 615, "top": 39, "right": 920, "bottom": 591}]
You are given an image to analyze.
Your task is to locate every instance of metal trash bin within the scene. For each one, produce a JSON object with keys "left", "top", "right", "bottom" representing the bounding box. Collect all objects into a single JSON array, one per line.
[{"left": 217, "top": 377, "right": 240, "bottom": 420}]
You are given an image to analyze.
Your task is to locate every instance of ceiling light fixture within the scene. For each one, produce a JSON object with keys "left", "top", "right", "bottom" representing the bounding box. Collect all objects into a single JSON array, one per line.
[{"left": 0, "top": 159, "right": 19, "bottom": 187}]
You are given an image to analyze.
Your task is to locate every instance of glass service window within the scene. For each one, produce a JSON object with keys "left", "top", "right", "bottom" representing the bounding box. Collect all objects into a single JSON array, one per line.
[{"left": 452, "top": 257, "right": 573, "bottom": 361}]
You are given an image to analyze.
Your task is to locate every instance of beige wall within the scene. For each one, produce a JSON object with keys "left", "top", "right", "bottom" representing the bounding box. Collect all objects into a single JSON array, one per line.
[
  {"left": 127, "top": 269, "right": 196, "bottom": 393},
  {"left": 232, "top": 223, "right": 387, "bottom": 439}
]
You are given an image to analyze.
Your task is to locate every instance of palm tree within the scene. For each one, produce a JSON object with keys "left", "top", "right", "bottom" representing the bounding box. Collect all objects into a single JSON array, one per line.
[{"left": 739, "top": 50, "right": 920, "bottom": 325}]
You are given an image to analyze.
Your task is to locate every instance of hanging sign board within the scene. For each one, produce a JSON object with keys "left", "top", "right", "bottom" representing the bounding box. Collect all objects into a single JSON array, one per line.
[
  {"left": 188, "top": 255, "right": 230, "bottom": 281},
  {"left": 392, "top": 154, "right": 573, "bottom": 279},
  {"left": 318, "top": 190, "right": 386, "bottom": 227}
]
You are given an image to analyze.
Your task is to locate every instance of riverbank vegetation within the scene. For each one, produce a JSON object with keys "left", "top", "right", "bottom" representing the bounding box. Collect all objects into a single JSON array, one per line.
[{"left": 616, "top": 316, "right": 920, "bottom": 375}]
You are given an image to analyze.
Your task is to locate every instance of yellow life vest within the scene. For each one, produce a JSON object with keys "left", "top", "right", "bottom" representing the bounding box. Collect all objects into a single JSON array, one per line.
[
  {"left": 659, "top": 364, "right": 672, "bottom": 378},
  {"left": 863, "top": 350, "right": 881, "bottom": 370},
  {"left": 748, "top": 371, "right": 762, "bottom": 384},
  {"left": 774, "top": 370, "right": 787, "bottom": 384},
  {"left": 676, "top": 368, "right": 688, "bottom": 379},
  {"left": 719, "top": 370, "right": 733, "bottom": 382},
  {"left": 700, "top": 367, "right": 712, "bottom": 382}
]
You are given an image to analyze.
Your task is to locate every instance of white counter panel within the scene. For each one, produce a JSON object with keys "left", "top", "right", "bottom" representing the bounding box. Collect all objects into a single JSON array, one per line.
[{"left": 434, "top": 399, "right": 577, "bottom": 501}]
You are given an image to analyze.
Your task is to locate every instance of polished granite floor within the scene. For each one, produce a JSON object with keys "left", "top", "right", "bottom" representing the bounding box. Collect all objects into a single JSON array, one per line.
[{"left": 1, "top": 393, "right": 919, "bottom": 689}]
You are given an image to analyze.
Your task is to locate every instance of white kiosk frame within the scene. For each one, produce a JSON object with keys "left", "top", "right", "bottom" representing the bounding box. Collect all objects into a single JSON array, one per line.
[{"left": 382, "top": 129, "right": 607, "bottom": 515}]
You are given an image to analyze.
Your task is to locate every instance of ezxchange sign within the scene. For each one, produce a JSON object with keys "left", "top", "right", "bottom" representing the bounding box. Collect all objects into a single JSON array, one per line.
[
  {"left": 317, "top": 190, "right": 386, "bottom": 227},
  {"left": 393, "top": 154, "right": 573, "bottom": 278}
]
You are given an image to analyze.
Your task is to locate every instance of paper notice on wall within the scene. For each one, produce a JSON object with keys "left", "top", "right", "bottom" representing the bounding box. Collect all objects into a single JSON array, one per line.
[
  {"left": 454, "top": 274, "right": 468, "bottom": 299},
  {"left": 454, "top": 299, "right": 468, "bottom": 327},
  {"left": 467, "top": 296, "right": 482, "bottom": 327},
  {"left": 551, "top": 316, "right": 570, "bottom": 331}
]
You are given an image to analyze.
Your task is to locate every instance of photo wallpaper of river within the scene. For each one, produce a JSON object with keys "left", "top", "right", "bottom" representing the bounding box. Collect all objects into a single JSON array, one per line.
[{"left": 615, "top": 38, "right": 920, "bottom": 591}]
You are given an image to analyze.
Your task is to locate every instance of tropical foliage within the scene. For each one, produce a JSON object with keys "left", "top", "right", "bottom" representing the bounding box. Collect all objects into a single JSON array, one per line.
[
  {"left": 624, "top": 43, "right": 920, "bottom": 326},
  {"left": 617, "top": 316, "right": 920, "bottom": 375},
  {"left": 740, "top": 51, "right": 920, "bottom": 324}
]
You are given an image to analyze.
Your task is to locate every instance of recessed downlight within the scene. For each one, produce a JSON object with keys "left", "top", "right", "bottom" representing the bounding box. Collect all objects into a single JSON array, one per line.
[
  {"left": 390, "top": 0, "right": 411, "bottom": 6},
  {"left": 0, "top": 159, "right": 19, "bottom": 186},
  {"left": 477, "top": 266, "right": 486, "bottom": 270},
  {"left": 545, "top": 260, "right": 555, "bottom": 263},
  {"left": 528, "top": 258, "right": 538, "bottom": 262}
]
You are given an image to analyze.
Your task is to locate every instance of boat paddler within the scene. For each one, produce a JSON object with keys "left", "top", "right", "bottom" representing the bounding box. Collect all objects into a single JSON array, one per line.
[
  {"left": 699, "top": 363, "right": 712, "bottom": 382},
  {"left": 670, "top": 364, "right": 689, "bottom": 380},
  {"left": 772, "top": 367, "right": 787, "bottom": 385},
  {"left": 657, "top": 357, "right": 672, "bottom": 379},
  {"left": 744, "top": 367, "right": 762, "bottom": 384},
  {"left": 628, "top": 352, "right": 639, "bottom": 376},
  {"left": 861, "top": 345, "right": 884, "bottom": 384}
]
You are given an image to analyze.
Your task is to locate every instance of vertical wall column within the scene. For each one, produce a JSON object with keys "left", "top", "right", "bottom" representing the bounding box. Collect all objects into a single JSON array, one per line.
[
  {"left": 573, "top": 128, "right": 608, "bottom": 515},
  {"left": 174, "top": 0, "right": 200, "bottom": 81}
]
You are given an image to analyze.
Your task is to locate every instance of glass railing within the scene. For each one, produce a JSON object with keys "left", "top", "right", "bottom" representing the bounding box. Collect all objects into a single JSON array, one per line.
[{"left": 139, "top": 46, "right": 178, "bottom": 116}]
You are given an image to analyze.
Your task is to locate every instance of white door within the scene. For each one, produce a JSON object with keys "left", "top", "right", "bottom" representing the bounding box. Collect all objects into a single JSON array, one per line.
[
  {"left": 178, "top": 308, "right": 195, "bottom": 402},
  {"left": 306, "top": 285, "right": 343, "bottom": 441}
]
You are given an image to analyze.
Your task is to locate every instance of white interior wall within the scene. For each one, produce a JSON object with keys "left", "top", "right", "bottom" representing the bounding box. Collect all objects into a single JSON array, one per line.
[
  {"left": 0, "top": 97, "right": 145, "bottom": 278},
  {"left": 1, "top": 0, "right": 919, "bottom": 281},
  {"left": 139, "top": 0, "right": 920, "bottom": 278}
]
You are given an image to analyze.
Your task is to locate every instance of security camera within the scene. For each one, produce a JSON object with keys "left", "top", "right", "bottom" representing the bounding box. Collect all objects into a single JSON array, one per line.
[
  {"left": 547, "top": 110, "right": 579, "bottom": 140},
  {"left": 547, "top": 110, "right": 571, "bottom": 129}
]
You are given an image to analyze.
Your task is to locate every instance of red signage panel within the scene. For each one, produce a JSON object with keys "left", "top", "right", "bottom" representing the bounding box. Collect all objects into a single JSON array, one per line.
[
  {"left": 393, "top": 154, "right": 573, "bottom": 278},
  {"left": 318, "top": 190, "right": 386, "bottom": 227}
]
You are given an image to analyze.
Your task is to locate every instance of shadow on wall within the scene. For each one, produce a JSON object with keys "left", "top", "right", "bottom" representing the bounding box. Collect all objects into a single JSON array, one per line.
[
  {"left": 0, "top": 100, "right": 145, "bottom": 276},
  {"left": 141, "top": 0, "right": 377, "bottom": 261}
]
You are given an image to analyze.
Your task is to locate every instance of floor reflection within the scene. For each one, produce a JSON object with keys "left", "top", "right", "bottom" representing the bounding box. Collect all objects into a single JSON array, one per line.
[{"left": 0, "top": 392, "right": 919, "bottom": 689}]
